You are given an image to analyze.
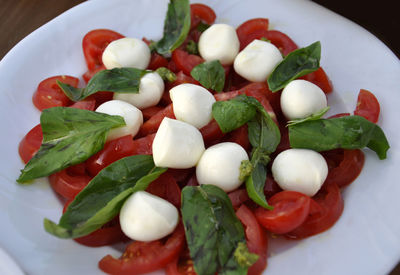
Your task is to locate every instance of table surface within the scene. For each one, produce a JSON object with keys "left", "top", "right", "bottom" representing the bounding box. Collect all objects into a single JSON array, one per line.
[{"left": 0, "top": 0, "right": 399, "bottom": 274}]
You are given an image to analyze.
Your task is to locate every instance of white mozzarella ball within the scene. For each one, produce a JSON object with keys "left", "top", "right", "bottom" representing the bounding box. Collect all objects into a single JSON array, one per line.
[
  {"left": 234, "top": 40, "right": 283, "bottom": 82},
  {"left": 198, "top": 24, "right": 240, "bottom": 65},
  {"left": 102, "top": 38, "right": 150, "bottom": 70},
  {"left": 95, "top": 100, "right": 143, "bottom": 141},
  {"left": 170, "top": 84, "right": 216, "bottom": 129},
  {"left": 113, "top": 72, "right": 165, "bottom": 109},
  {"left": 196, "top": 142, "right": 249, "bottom": 192},
  {"left": 271, "top": 149, "right": 328, "bottom": 197},
  {"left": 152, "top": 118, "right": 205, "bottom": 168},
  {"left": 119, "top": 191, "right": 179, "bottom": 242},
  {"left": 280, "top": 79, "right": 327, "bottom": 120}
]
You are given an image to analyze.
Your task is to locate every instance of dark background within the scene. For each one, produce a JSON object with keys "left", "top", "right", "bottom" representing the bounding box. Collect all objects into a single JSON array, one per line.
[{"left": 0, "top": 0, "right": 399, "bottom": 274}]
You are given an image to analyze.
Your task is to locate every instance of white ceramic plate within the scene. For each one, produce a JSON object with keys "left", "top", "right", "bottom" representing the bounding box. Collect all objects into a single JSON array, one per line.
[{"left": 0, "top": 0, "right": 399, "bottom": 274}]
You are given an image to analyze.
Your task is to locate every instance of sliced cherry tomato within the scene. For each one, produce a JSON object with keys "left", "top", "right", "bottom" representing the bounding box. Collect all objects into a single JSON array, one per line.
[
  {"left": 263, "top": 175, "right": 282, "bottom": 199},
  {"left": 18, "top": 124, "right": 43, "bottom": 164},
  {"left": 354, "top": 89, "right": 380, "bottom": 123},
  {"left": 68, "top": 99, "right": 96, "bottom": 111},
  {"left": 142, "top": 106, "right": 164, "bottom": 120},
  {"left": 214, "top": 90, "right": 241, "bottom": 101},
  {"left": 167, "top": 168, "right": 195, "bottom": 185},
  {"left": 89, "top": 91, "right": 114, "bottom": 108},
  {"left": 236, "top": 18, "right": 269, "bottom": 50},
  {"left": 255, "top": 191, "right": 311, "bottom": 234},
  {"left": 49, "top": 164, "right": 92, "bottom": 199},
  {"left": 82, "top": 29, "right": 124, "bottom": 71},
  {"left": 172, "top": 49, "right": 204, "bottom": 76},
  {"left": 63, "top": 200, "right": 125, "bottom": 247},
  {"left": 82, "top": 65, "right": 106, "bottom": 83},
  {"left": 148, "top": 53, "right": 169, "bottom": 70},
  {"left": 131, "top": 134, "right": 155, "bottom": 155},
  {"left": 228, "top": 188, "right": 250, "bottom": 209},
  {"left": 285, "top": 182, "right": 344, "bottom": 239},
  {"left": 300, "top": 67, "right": 333, "bottom": 94},
  {"left": 328, "top": 112, "right": 350, "bottom": 119},
  {"left": 323, "top": 149, "right": 365, "bottom": 188},
  {"left": 190, "top": 3, "right": 216, "bottom": 29},
  {"left": 99, "top": 223, "right": 185, "bottom": 275},
  {"left": 32, "top": 75, "right": 79, "bottom": 111},
  {"left": 146, "top": 172, "right": 181, "bottom": 208},
  {"left": 86, "top": 135, "right": 135, "bottom": 176},
  {"left": 236, "top": 205, "right": 268, "bottom": 275},
  {"left": 223, "top": 124, "right": 250, "bottom": 151},
  {"left": 200, "top": 119, "right": 225, "bottom": 146},
  {"left": 138, "top": 104, "right": 175, "bottom": 137},
  {"left": 165, "top": 247, "right": 196, "bottom": 275}
]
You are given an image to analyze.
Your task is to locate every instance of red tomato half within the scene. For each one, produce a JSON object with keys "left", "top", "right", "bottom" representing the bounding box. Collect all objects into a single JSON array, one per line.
[
  {"left": 138, "top": 104, "right": 175, "bottom": 137},
  {"left": 86, "top": 135, "right": 135, "bottom": 176},
  {"left": 354, "top": 89, "right": 380, "bottom": 123},
  {"left": 82, "top": 29, "right": 124, "bottom": 71},
  {"left": 146, "top": 172, "right": 181, "bottom": 208},
  {"left": 142, "top": 106, "right": 164, "bottom": 120},
  {"left": 255, "top": 191, "right": 311, "bottom": 234},
  {"left": 285, "top": 182, "right": 344, "bottom": 239},
  {"left": 228, "top": 188, "right": 250, "bottom": 209},
  {"left": 148, "top": 53, "right": 169, "bottom": 70},
  {"left": 236, "top": 18, "right": 269, "bottom": 50},
  {"left": 200, "top": 119, "right": 225, "bottom": 146},
  {"left": 300, "top": 67, "right": 333, "bottom": 94},
  {"left": 190, "top": 3, "right": 216, "bottom": 29},
  {"left": 32, "top": 75, "right": 79, "bottom": 111},
  {"left": 223, "top": 124, "right": 250, "bottom": 151},
  {"left": 49, "top": 164, "right": 92, "bottom": 199},
  {"left": 323, "top": 149, "right": 365, "bottom": 188},
  {"left": 236, "top": 205, "right": 268, "bottom": 275},
  {"left": 69, "top": 99, "right": 96, "bottom": 111},
  {"left": 172, "top": 49, "right": 204, "bottom": 76},
  {"left": 18, "top": 124, "right": 43, "bottom": 164},
  {"left": 99, "top": 223, "right": 185, "bottom": 275},
  {"left": 83, "top": 65, "right": 106, "bottom": 83}
]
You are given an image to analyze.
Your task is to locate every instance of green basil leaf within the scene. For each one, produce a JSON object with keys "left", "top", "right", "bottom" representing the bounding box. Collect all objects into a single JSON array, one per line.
[
  {"left": 191, "top": 60, "right": 226, "bottom": 92},
  {"left": 287, "top": 106, "right": 330, "bottom": 126},
  {"left": 181, "top": 185, "right": 256, "bottom": 275},
  {"left": 155, "top": 0, "right": 191, "bottom": 55},
  {"left": 155, "top": 67, "right": 177, "bottom": 82},
  {"left": 212, "top": 99, "right": 257, "bottom": 133},
  {"left": 58, "top": 67, "right": 147, "bottom": 102},
  {"left": 247, "top": 112, "right": 280, "bottom": 155},
  {"left": 17, "top": 107, "right": 125, "bottom": 183},
  {"left": 289, "top": 115, "right": 390, "bottom": 159},
  {"left": 245, "top": 161, "right": 272, "bottom": 210},
  {"left": 268, "top": 41, "right": 321, "bottom": 92},
  {"left": 186, "top": 40, "right": 199, "bottom": 55},
  {"left": 44, "top": 155, "right": 166, "bottom": 238}
]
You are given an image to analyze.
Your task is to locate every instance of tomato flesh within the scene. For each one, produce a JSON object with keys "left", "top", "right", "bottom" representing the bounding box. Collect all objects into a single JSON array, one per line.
[
  {"left": 172, "top": 49, "right": 204, "bottom": 76},
  {"left": 146, "top": 172, "right": 182, "bottom": 208},
  {"left": 138, "top": 104, "right": 175, "bottom": 137},
  {"left": 236, "top": 18, "right": 269, "bottom": 50},
  {"left": 19, "top": 124, "right": 43, "bottom": 164},
  {"left": 190, "top": 3, "right": 216, "bottom": 30},
  {"left": 354, "top": 89, "right": 380, "bottom": 123}
]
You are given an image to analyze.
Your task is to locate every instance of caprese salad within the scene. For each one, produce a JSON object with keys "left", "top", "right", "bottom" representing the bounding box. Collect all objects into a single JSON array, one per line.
[{"left": 17, "top": 0, "right": 390, "bottom": 274}]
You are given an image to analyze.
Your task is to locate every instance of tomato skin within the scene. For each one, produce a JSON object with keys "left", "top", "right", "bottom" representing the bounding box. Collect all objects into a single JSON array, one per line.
[
  {"left": 32, "top": 75, "right": 79, "bottom": 111},
  {"left": 83, "top": 65, "right": 106, "bottom": 83},
  {"left": 18, "top": 124, "right": 43, "bottom": 164},
  {"left": 228, "top": 188, "right": 250, "bottom": 209},
  {"left": 255, "top": 191, "right": 311, "bottom": 234},
  {"left": 82, "top": 29, "right": 124, "bottom": 70},
  {"left": 68, "top": 98, "right": 96, "bottom": 111},
  {"left": 323, "top": 149, "right": 365, "bottom": 188},
  {"left": 190, "top": 3, "right": 216, "bottom": 29},
  {"left": 263, "top": 176, "right": 282, "bottom": 199},
  {"left": 172, "top": 49, "right": 204, "bottom": 76},
  {"left": 328, "top": 112, "right": 350, "bottom": 119},
  {"left": 354, "top": 89, "right": 380, "bottom": 123},
  {"left": 86, "top": 135, "right": 135, "bottom": 176},
  {"left": 99, "top": 223, "right": 185, "bottom": 275},
  {"left": 300, "top": 67, "right": 333, "bottom": 94},
  {"left": 236, "top": 205, "right": 268, "bottom": 275},
  {"left": 49, "top": 164, "right": 92, "bottom": 199},
  {"left": 138, "top": 104, "right": 175, "bottom": 137},
  {"left": 142, "top": 106, "right": 164, "bottom": 120},
  {"left": 200, "top": 119, "right": 225, "bottom": 146},
  {"left": 236, "top": 18, "right": 269, "bottom": 50},
  {"left": 223, "top": 124, "right": 250, "bottom": 151},
  {"left": 146, "top": 172, "right": 181, "bottom": 208},
  {"left": 148, "top": 53, "right": 169, "bottom": 70},
  {"left": 285, "top": 182, "right": 344, "bottom": 239}
]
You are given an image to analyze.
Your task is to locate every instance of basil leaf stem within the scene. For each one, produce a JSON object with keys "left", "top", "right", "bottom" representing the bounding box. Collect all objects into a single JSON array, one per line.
[
  {"left": 58, "top": 67, "right": 147, "bottom": 102},
  {"left": 191, "top": 60, "right": 226, "bottom": 92},
  {"left": 17, "top": 107, "right": 125, "bottom": 183},
  {"left": 44, "top": 155, "right": 166, "bottom": 238},
  {"left": 289, "top": 115, "right": 390, "bottom": 159},
  {"left": 155, "top": 0, "right": 191, "bottom": 55},
  {"left": 268, "top": 41, "right": 321, "bottom": 92}
]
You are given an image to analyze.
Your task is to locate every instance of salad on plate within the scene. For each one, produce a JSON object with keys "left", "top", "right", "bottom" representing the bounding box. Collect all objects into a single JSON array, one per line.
[{"left": 16, "top": 0, "right": 390, "bottom": 274}]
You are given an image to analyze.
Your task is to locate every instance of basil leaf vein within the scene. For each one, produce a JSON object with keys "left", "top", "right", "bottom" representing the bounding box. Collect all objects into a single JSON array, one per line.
[
  {"left": 17, "top": 107, "right": 125, "bottom": 183},
  {"left": 181, "top": 185, "right": 257, "bottom": 275},
  {"left": 58, "top": 67, "right": 147, "bottom": 102},
  {"left": 268, "top": 41, "right": 321, "bottom": 92},
  {"left": 44, "top": 155, "right": 166, "bottom": 238},
  {"left": 191, "top": 60, "right": 226, "bottom": 92},
  {"left": 289, "top": 115, "right": 390, "bottom": 159},
  {"left": 155, "top": 0, "right": 191, "bottom": 55}
]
